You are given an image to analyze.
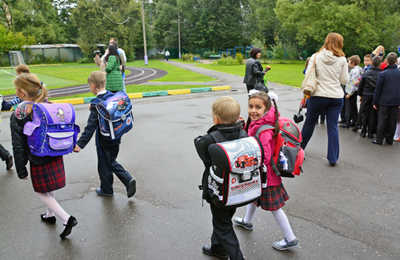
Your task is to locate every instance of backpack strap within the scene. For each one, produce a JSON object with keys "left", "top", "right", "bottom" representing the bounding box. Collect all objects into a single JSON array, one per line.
[
  {"left": 209, "top": 131, "right": 226, "bottom": 143},
  {"left": 255, "top": 124, "right": 275, "bottom": 138}
]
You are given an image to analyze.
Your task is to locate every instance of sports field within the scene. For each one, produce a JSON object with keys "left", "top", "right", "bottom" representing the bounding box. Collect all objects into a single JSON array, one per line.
[{"left": 0, "top": 69, "right": 79, "bottom": 96}]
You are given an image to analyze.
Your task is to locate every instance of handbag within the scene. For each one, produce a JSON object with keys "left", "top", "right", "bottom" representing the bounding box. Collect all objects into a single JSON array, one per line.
[
  {"left": 254, "top": 78, "right": 269, "bottom": 93},
  {"left": 301, "top": 53, "right": 318, "bottom": 96}
]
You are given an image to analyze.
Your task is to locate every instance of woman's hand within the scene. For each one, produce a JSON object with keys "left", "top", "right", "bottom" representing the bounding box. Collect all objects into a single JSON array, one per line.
[{"left": 264, "top": 65, "right": 271, "bottom": 72}]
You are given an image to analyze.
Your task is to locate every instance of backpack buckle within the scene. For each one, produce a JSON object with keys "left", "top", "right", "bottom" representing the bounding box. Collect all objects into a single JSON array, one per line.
[{"left": 242, "top": 170, "right": 251, "bottom": 181}]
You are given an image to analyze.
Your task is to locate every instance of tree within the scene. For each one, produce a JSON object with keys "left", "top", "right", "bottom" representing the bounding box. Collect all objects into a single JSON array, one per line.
[
  {"left": 0, "top": 24, "right": 35, "bottom": 53},
  {"left": 1, "top": 0, "right": 69, "bottom": 44},
  {"left": 71, "top": 0, "right": 143, "bottom": 61},
  {"left": 275, "top": 0, "right": 400, "bottom": 55}
]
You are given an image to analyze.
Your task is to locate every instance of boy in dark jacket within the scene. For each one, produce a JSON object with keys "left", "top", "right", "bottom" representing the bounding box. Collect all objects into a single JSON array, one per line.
[
  {"left": 358, "top": 56, "right": 382, "bottom": 138},
  {"left": 372, "top": 52, "right": 400, "bottom": 145},
  {"left": 194, "top": 96, "right": 245, "bottom": 260},
  {"left": 73, "top": 71, "right": 136, "bottom": 197}
]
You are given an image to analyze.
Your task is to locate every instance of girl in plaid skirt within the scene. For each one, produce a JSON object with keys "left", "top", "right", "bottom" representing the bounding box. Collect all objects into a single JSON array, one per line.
[
  {"left": 10, "top": 74, "right": 77, "bottom": 239},
  {"left": 233, "top": 91, "right": 299, "bottom": 250}
]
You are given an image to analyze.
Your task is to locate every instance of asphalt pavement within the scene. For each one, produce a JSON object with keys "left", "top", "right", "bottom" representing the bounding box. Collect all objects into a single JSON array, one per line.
[{"left": 0, "top": 61, "right": 399, "bottom": 260}]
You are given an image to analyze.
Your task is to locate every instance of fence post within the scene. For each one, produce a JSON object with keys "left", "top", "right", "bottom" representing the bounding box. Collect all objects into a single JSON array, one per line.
[{"left": 42, "top": 48, "right": 46, "bottom": 63}]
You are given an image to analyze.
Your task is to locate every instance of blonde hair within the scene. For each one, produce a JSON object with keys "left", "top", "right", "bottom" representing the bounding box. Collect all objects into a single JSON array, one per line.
[
  {"left": 13, "top": 74, "right": 47, "bottom": 103},
  {"left": 212, "top": 96, "right": 240, "bottom": 125},
  {"left": 319, "top": 33, "right": 345, "bottom": 57},
  {"left": 246, "top": 91, "right": 280, "bottom": 138},
  {"left": 15, "top": 64, "right": 30, "bottom": 74},
  {"left": 372, "top": 45, "right": 385, "bottom": 57},
  {"left": 348, "top": 55, "right": 361, "bottom": 66},
  {"left": 87, "top": 71, "right": 106, "bottom": 89}
]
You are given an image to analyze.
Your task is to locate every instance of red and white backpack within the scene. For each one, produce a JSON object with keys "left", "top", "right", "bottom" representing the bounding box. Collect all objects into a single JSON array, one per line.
[{"left": 256, "top": 117, "right": 304, "bottom": 178}]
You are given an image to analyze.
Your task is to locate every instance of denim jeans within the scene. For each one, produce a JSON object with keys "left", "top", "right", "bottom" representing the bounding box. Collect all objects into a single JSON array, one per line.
[{"left": 301, "top": 96, "right": 343, "bottom": 163}]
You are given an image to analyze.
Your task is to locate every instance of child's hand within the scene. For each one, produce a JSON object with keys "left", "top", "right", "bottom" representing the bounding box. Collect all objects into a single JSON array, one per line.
[
  {"left": 359, "top": 96, "right": 362, "bottom": 102},
  {"left": 73, "top": 145, "right": 81, "bottom": 153},
  {"left": 355, "top": 80, "right": 360, "bottom": 86},
  {"left": 346, "top": 94, "right": 350, "bottom": 99}
]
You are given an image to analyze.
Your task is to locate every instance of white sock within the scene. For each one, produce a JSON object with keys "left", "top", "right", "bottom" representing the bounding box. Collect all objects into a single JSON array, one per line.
[
  {"left": 45, "top": 191, "right": 55, "bottom": 218},
  {"left": 244, "top": 203, "right": 257, "bottom": 224},
  {"left": 37, "top": 192, "right": 70, "bottom": 224},
  {"left": 394, "top": 122, "right": 400, "bottom": 139},
  {"left": 271, "top": 208, "right": 296, "bottom": 243}
]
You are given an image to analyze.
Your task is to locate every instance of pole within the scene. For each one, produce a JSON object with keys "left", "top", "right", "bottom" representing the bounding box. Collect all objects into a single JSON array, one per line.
[
  {"left": 141, "top": 0, "right": 148, "bottom": 65},
  {"left": 178, "top": 13, "right": 181, "bottom": 59}
]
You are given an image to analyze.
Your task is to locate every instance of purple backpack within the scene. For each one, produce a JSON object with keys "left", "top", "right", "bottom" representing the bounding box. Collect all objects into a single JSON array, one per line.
[{"left": 23, "top": 103, "right": 80, "bottom": 157}]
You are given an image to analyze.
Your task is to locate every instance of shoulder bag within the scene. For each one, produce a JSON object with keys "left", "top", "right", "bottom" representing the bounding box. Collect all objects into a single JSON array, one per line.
[{"left": 301, "top": 53, "right": 318, "bottom": 96}]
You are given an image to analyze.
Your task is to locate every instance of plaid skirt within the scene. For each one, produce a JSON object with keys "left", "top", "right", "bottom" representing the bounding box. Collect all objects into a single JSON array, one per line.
[
  {"left": 255, "top": 183, "right": 289, "bottom": 211},
  {"left": 30, "top": 156, "right": 65, "bottom": 193}
]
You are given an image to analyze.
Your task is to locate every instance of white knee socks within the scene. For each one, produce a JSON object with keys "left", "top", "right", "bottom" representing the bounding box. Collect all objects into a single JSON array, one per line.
[
  {"left": 244, "top": 203, "right": 257, "bottom": 224},
  {"left": 37, "top": 192, "right": 70, "bottom": 224},
  {"left": 271, "top": 208, "right": 296, "bottom": 243}
]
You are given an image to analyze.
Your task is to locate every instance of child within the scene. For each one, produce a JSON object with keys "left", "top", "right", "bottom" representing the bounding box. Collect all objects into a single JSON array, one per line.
[
  {"left": 340, "top": 55, "right": 362, "bottom": 128},
  {"left": 371, "top": 52, "right": 400, "bottom": 145},
  {"left": 194, "top": 96, "right": 245, "bottom": 260},
  {"left": 73, "top": 71, "right": 136, "bottom": 198},
  {"left": 357, "top": 56, "right": 382, "bottom": 138},
  {"left": 352, "top": 54, "right": 373, "bottom": 132},
  {"left": 10, "top": 73, "right": 77, "bottom": 239},
  {"left": 233, "top": 91, "right": 299, "bottom": 251}
]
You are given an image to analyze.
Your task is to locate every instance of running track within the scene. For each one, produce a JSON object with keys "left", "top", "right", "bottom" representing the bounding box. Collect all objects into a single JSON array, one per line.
[{"left": 3, "top": 67, "right": 167, "bottom": 99}]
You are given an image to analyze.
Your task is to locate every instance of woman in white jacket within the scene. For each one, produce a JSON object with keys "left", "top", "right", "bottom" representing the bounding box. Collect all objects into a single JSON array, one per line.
[{"left": 301, "top": 33, "right": 349, "bottom": 166}]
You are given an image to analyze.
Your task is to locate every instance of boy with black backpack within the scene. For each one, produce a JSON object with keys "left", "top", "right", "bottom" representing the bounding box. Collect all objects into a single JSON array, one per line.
[
  {"left": 73, "top": 71, "right": 136, "bottom": 198},
  {"left": 194, "top": 96, "right": 248, "bottom": 260}
]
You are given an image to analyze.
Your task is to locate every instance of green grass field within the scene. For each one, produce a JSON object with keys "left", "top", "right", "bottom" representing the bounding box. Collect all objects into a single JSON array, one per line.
[{"left": 196, "top": 63, "right": 305, "bottom": 88}]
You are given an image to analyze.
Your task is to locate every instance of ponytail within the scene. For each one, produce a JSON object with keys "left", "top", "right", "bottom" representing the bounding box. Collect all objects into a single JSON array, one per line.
[
  {"left": 272, "top": 99, "right": 279, "bottom": 139},
  {"left": 34, "top": 85, "right": 48, "bottom": 103}
]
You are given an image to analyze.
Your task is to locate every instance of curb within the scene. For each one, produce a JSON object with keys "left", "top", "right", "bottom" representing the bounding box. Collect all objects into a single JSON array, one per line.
[
  {"left": 8, "top": 86, "right": 231, "bottom": 111},
  {"left": 50, "top": 86, "right": 231, "bottom": 105}
]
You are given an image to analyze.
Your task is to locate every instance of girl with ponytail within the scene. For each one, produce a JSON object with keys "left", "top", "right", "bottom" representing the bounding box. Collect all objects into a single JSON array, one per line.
[
  {"left": 10, "top": 73, "right": 77, "bottom": 239},
  {"left": 234, "top": 90, "right": 299, "bottom": 251}
]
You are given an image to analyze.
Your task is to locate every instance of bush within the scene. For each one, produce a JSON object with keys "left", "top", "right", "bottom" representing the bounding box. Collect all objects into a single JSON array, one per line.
[
  {"left": 182, "top": 53, "right": 193, "bottom": 62},
  {"left": 235, "top": 53, "right": 243, "bottom": 64},
  {"left": 77, "top": 57, "right": 93, "bottom": 64},
  {"left": 212, "top": 57, "right": 239, "bottom": 66}
]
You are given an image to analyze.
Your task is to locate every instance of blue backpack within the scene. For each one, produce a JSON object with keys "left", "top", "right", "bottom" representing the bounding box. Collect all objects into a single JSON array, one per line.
[
  {"left": 96, "top": 91, "right": 134, "bottom": 140},
  {"left": 23, "top": 103, "right": 80, "bottom": 157}
]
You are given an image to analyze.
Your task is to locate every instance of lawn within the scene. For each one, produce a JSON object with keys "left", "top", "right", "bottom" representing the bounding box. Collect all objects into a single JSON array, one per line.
[{"left": 197, "top": 62, "right": 305, "bottom": 88}]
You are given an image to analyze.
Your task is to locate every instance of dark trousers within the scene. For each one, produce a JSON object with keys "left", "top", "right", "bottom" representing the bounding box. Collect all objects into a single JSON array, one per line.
[
  {"left": 376, "top": 106, "right": 398, "bottom": 142},
  {"left": 301, "top": 97, "right": 343, "bottom": 163},
  {"left": 210, "top": 204, "right": 244, "bottom": 260},
  {"left": 340, "top": 85, "right": 347, "bottom": 121},
  {"left": 345, "top": 92, "right": 358, "bottom": 126},
  {"left": 0, "top": 144, "right": 10, "bottom": 161},
  {"left": 96, "top": 144, "right": 133, "bottom": 194},
  {"left": 246, "top": 84, "right": 254, "bottom": 93},
  {"left": 166, "top": 56, "right": 169, "bottom": 61},
  {"left": 360, "top": 96, "right": 377, "bottom": 135}
]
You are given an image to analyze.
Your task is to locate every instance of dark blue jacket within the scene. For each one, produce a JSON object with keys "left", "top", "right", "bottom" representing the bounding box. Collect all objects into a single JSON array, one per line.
[
  {"left": 76, "top": 90, "right": 120, "bottom": 149},
  {"left": 358, "top": 67, "right": 381, "bottom": 97},
  {"left": 373, "top": 65, "right": 400, "bottom": 106}
]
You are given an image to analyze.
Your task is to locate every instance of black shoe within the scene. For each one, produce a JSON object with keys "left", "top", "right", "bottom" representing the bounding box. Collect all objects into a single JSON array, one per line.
[
  {"left": 40, "top": 213, "right": 56, "bottom": 224},
  {"left": 371, "top": 140, "right": 382, "bottom": 145},
  {"left": 95, "top": 187, "right": 114, "bottom": 197},
  {"left": 349, "top": 122, "right": 356, "bottom": 127},
  {"left": 338, "top": 119, "right": 346, "bottom": 124},
  {"left": 5, "top": 155, "right": 13, "bottom": 170},
  {"left": 127, "top": 179, "right": 136, "bottom": 198},
  {"left": 386, "top": 139, "right": 393, "bottom": 145},
  {"left": 367, "top": 134, "right": 374, "bottom": 138},
  {"left": 329, "top": 162, "right": 336, "bottom": 167},
  {"left": 320, "top": 120, "right": 325, "bottom": 124},
  {"left": 360, "top": 132, "right": 366, "bottom": 138},
  {"left": 202, "top": 246, "right": 228, "bottom": 260},
  {"left": 339, "top": 124, "right": 349, "bottom": 128},
  {"left": 60, "top": 216, "right": 78, "bottom": 239},
  {"left": 352, "top": 125, "right": 361, "bottom": 132}
]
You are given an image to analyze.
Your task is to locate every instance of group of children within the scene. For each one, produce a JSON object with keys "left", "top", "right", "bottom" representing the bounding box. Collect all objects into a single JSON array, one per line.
[
  {"left": 4, "top": 63, "right": 135, "bottom": 239},
  {"left": 195, "top": 92, "right": 298, "bottom": 260},
  {"left": 339, "top": 49, "right": 400, "bottom": 145}
]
